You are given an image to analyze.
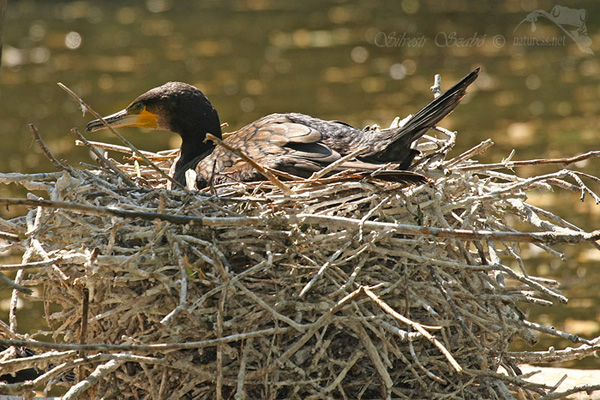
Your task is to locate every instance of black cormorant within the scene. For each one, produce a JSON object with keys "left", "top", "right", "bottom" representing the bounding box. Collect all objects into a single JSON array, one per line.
[{"left": 86, "top": 68, "right": 479, "bottom": 188}]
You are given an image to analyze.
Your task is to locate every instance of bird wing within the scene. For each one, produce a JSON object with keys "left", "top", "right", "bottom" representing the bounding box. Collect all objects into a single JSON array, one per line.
[
  {"left": 194, "top": 114, "right": 342, "bottom": 186},
  {"left": 189, "top": 113, "right": 430, "bottom": 189}
]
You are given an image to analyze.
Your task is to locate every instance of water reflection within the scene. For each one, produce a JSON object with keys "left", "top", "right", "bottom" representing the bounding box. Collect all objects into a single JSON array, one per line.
[{"left": 0, "top": 0, "right": 598, "bottom": 367}]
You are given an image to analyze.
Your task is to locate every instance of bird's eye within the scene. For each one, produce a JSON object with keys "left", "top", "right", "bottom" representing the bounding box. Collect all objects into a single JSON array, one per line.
[{"left": 133, "top": 103, "right": 145, "bottom": 111}]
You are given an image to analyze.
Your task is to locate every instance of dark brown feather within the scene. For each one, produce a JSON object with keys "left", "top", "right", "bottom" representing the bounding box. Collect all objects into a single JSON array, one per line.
[{"left": 193, "top": 68, "right": 479, "bottom": 187}]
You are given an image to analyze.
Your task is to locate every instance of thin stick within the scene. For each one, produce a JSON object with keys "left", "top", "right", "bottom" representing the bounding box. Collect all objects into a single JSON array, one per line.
[
  {"left": 522, "top": 320, "right": 592, "bottom": 345},
  {"left": 236, "top": 338, "right": 252, "bottom": 399},
  {"left": 72, "top": 128, "right": 136, "bottom": 186},
  {"left": 430, "top": 74, "right": 442, "bottom": 98},
  {"left": 456, "top": 150, "right": 600, "bottom": 171},
  {"left": 0, "top": 257, "right": 62, "bottom": 271},
  {"left": 0, "top": 273, "right": 31, "bottom": 294},
  {"left": 363, "top": 287, "right": 463, "bottom": 373},
  {"left": 62, "top": 359, "right": 123, "bottom": 400},
  {"left": 0, "top": 327, "right": 294, "bottom": 352},
  {"left": 445, "top": 139, "right": 495, "bottom": 167},
  {"left": 536, "top": 383, "right": 600, "bottom": 400},
  {"left": 29, "top": 124, "right": 68, "bottom": 171},
  {"left": 75, "top": 139, "right": 178, "bottom": 159},
  {"left": 408, "top": 339, "right": 446, "bottom": 384},
  {"left": 57, "top": 82, "right": 187, "bottom": 191},
  {"left": 206, "top": 133, "right": 292, "bottom": 195},
  {"left": 299, "top": 241, "right": 351, "bottom": 298},
  {"left": 349, "top": 320, "right": 393, "bottom": 390},
  {"left": 237, "top": 285, "right": 304, "bottom": 331},
  {"left": 0, "top": 231, "right": 18, "bottom": 241},
  {"left": 246, "top": 287, "right": 363, "bottom": 380},
  {"left": 1, "top": 197, "right": 599, "bottom": 244},
  {"left": 506, "top": 342, "right": 600, "bottom": 363},
  {"left": 160, "top": 237, "right": 188, "bottom": 326},
  {"left": 307, "top": 146, "right": 369, "bottom": 181}
]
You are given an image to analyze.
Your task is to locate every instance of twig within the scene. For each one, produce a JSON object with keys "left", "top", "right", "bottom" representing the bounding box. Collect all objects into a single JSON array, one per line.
[
  {"left": 75, "top": 139, "right": 177, "bottom": 159},
  {"left": 71, "top": 128, "right": 136, "bottom": 186},
  {"left": 29, "top": 124, "right": 68, "bottom": 171},
  {"left": 463, "top": 368, "right": 551, "bottom": 391},
  {"left": 0, "top": 272, "right": 31, "bottom": 294},
  {"left": 306, "top": 146, "right": 369, "bottom": 181},
  {"left": 0, "top": 349, "right": 76, "bottom": 377},
  {"left": 321, "top": 350, "right": 363, "bottom": 394},
  {"left": 430, "top": 74, "right": 442, "bottom": 98},
  {"left": 299, "top": 241, "right": 352, "bottom": 298},
  {"left": 160, "top": 234, "right": 188, "bottom": 326},
  {"left": 445, "top": 139, "right": 494, "bottom": 167},
  {"left": 378, "top": 320, "right": 423, "bottom": 342},
  {"left": 216, "top": 280, "right": 226, "bottom": 400},
  {"left": 363, "top": 286, "right": 463, "bottom": 373},
  {"left": 79, "top": 288, "right": 89, "bottom": 347},
  {"left": 505, "top": 342, "right": 600, "bottom": 363},
  {"left": 408, "top": 339, "right": 446, "bottom": 384},
  {"left": 412, "top": 126, "right": 457, "bottom": 170},
  {"left": 456, "top": 150, "right": 600, "bottom": 171},
  {"left": 567, "top": 170, "right": 600, "bottom": 203},
  {"left": 349, "top": 320, "right": 393, "bottom": 391},
  {"left": 536, "top": 383, "right": 600, "bottom": 400},
  {"left": 62, "top": 359, "right": 123, "bottom": 399},
  {"left": 522, "top": 320, "right": 592, "bottom": 345},
  {"left": 236, "top": 284, "right": 305, "bottom": 331},
  {"left": 0, "top": 327, "right": 294, "bottom": 352},
  {"left": 2, "top": 197, "right": 599, "bottom": 244},
  {"left": 235, "top": 338, "right": 252, "bottom": 400},
  {"left": 0, "top": 230, "right": 18, "bottom": 241},
  {"left": 0, "top": 257, "right": 62, "bottom": 271}
]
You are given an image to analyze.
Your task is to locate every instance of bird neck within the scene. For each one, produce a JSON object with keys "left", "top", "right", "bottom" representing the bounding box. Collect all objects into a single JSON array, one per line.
[{"left": 174, "top": 123, "right": 222, "bottom": 177}]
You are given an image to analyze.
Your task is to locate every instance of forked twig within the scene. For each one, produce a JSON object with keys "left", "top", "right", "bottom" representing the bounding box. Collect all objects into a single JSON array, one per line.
[
  {"left": 456, "top": 150, "right": 600, "bottom": 171},
  {"left": 363, "top": 286, "right": 463, "bottom": 373},
  {"left": 72, "top": 128, "right": 136, "bottom": 186}
]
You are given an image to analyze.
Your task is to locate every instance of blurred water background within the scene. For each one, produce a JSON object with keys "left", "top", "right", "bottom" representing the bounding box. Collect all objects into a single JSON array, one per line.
[{"left": 0, "top": 0, "right": 598, "bottom": 368}]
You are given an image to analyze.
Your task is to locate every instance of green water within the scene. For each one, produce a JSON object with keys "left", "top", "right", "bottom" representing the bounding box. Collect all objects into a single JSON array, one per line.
[{"left": 0, "top": 0, "right": 599, "bottom": 368}]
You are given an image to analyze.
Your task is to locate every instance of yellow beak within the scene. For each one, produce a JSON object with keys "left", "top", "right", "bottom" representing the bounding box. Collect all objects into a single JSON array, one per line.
[{"left": 86, "top": 107, "right": 157, "bottom": 132}]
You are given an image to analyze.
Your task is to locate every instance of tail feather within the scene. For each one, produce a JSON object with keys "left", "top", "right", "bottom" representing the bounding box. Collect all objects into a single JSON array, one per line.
[
  {"left": 399, "top": 67, "right": 479, "bottom": 142},
  {"left": 361, "top": 67, "right": 480, "bottom": 167}
]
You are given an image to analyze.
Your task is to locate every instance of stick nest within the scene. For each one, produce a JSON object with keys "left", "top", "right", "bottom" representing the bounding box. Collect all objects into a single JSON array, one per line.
[{"left": 1, "top": 121, "right": 600, "bottom": 399}]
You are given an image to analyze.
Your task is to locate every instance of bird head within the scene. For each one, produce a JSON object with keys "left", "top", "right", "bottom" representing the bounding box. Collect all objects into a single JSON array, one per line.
[{"left": 85, "top": 82, "right": 222, "bottom": 141}]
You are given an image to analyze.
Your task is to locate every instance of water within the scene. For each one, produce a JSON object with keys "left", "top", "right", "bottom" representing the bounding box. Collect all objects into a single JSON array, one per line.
[{"left": 0, "top": 0, "right": 598, "bottom": 367}]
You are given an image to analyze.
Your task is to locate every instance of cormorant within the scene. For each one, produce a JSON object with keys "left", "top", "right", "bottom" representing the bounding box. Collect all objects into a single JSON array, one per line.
[{"left": 86, "top": 68, "right": 479, "bottom": 188}]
